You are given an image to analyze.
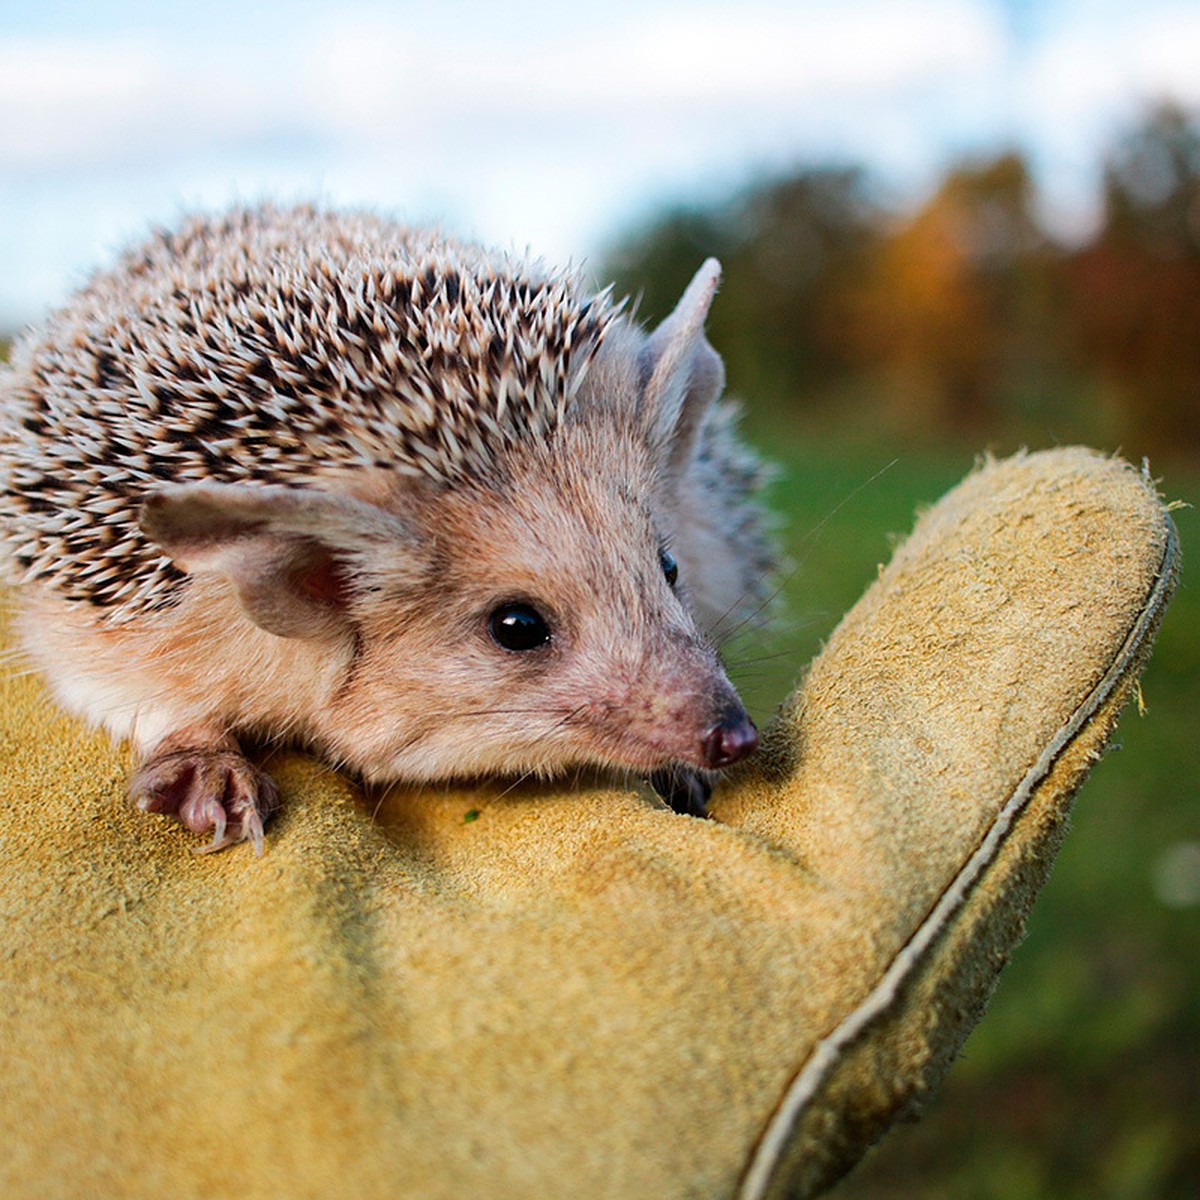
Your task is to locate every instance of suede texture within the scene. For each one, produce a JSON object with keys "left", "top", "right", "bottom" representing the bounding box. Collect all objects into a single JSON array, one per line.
[{"left": 0, "top": 447, "right": 1177, "bottom": 1199}]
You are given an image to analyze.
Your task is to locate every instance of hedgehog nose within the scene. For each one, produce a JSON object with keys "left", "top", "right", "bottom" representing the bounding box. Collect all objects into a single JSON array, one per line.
[{"left": 699, "top": 710, "right": 759, "bottom": 768}]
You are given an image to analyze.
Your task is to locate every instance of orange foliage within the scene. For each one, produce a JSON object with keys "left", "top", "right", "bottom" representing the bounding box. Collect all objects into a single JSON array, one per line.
[
  {"left": 851, "top": 154, "right": 1055, "bottom": 433},
  {"left": 604, "top": 104, "right": 1200, "bottom": 458}
]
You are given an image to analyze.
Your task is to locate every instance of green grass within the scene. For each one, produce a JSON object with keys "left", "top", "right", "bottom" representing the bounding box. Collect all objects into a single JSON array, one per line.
[{"left": 728, "top": 425, "right": 1199, "bottom": 1199}]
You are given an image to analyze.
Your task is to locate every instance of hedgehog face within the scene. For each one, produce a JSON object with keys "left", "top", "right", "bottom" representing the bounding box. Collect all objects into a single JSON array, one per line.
[{"left": 309, "top": 432, "right": 756, "bottom": 784}]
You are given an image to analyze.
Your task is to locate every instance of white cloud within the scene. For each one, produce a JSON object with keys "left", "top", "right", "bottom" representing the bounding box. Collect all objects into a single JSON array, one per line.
[
  {"left": 626, "top": 1, "right": 1003, "bottom": 100},
  {"left": 304, "top": 1, "right": 1005, "bottom": 129},
  {"left": 2, "top": 2, "right": 1007, "bottom": 170},
  {"left": 1011, "top": 2, "right": 1200, "bottom": 237},
  {"left": 0, "top": 0, "right": 1195, "bottom": 321},
  {"left": 1022, "top": 3, "right": 1200, "bottom": 133},
  {"left": 0, "top": 35, "right": 168, "bottom": 168},
  {"left": 0, "top": 0, "right": 1016, "bottom": 320}
]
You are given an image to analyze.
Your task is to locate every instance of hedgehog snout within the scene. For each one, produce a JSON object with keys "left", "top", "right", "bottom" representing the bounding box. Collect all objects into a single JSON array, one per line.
[{"left": 698, "top": 706, "right": 759, "bottom": 769}]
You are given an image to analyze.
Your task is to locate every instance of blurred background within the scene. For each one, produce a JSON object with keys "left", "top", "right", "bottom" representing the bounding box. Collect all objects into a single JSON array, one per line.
[{"left": 2, "top": 1, "right": 1196, "bottom": 1195}]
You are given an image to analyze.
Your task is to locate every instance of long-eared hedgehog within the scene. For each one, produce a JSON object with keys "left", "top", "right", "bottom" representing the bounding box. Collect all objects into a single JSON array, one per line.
[{"left": 0, "top": 203, "right": 775, "bottom": 852}]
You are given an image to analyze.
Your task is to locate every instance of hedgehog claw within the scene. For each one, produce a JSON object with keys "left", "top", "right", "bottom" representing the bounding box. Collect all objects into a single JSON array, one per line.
[
  {"left": 131, "top": 746, "right": 278, "bottom": 855},
  {"left": 195, "top": 830, "right": 237, "bottom": 856}
]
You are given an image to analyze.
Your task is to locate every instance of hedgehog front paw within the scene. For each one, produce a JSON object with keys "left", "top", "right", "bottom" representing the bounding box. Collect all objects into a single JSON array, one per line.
[{"left": 131, "top": 747, "right": 279, "bottom": 855}]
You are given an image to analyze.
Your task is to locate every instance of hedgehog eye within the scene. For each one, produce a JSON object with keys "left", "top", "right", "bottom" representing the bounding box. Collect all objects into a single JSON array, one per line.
[
  {"left": 660, "top": 548, "right": 679, "bottom": 589},
  {"left": 488, "top": 602, "right": 552, "bottom": 652}
]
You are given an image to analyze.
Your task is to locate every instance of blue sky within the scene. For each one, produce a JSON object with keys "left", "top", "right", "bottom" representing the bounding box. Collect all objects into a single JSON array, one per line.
[{"left": 2, "top": 0, "right": 1198, "bottom": 326}]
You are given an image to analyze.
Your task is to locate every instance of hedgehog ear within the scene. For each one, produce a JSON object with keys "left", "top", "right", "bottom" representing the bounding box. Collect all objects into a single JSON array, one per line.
[
  {"left": 640, "top": 259, "right": 726, "bottom": 477},
  {"left": 140, "top": 483, "right": 414, "bottom": 639}
]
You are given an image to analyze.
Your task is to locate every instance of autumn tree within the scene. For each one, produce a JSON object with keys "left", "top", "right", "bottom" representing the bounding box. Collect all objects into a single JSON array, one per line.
[
  {"left": 1069, "top": 104, "right": 1200, "bottom": 455},
  {"left": 850, "top": 152, "right": 1061, "bottom": 434},
  {"left": 602, "top": 108, "right": 1200, "bottom": 457},
  {"left": 601, "top": 168, "right": 882, "bottom": 406}
]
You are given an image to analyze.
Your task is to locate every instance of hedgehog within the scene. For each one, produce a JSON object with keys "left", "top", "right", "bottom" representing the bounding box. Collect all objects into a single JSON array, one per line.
[{"left": 0, "top": 203, "right": 775, "bottom": 852}]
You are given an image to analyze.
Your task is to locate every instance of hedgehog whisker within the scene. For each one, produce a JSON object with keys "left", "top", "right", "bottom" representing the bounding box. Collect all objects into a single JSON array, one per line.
[
  {"left": 710, "top": 458, "right": 900, "bottom": 648},
  {"left": 726, "top": 643, "right": 818, "bottom": 669},
  {"left": 419, "top": 704, "right": 584, "bottom": 721},
  {"left": 480, "top": 703, "right": 590, "bottom": 804}
]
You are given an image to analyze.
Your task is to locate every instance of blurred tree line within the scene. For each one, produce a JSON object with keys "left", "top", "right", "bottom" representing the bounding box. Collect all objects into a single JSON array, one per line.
[{"left": 602, "top": 103, "right": 1200, "bottom": 461}]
